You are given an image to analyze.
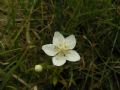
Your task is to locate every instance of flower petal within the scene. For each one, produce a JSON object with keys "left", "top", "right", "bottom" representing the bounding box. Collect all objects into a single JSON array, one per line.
[
  {"left": 65, "top": 35, "right": 76, "bottom": 49},
  {"left": 42, "top": 44, "right": 57, "bottom": 56},
  {"left": 65, "top": 50, "right": 80, "bottom": 62},
  {"left": 52, "top": 54, "right": 66, "bottom": 66},
  {"left": 53, "top": 31, "right": 65, "bottom": 46}
]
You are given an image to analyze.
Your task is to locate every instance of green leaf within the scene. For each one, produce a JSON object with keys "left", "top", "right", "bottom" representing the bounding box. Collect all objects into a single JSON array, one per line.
[{"left": 53, "top": 77, "right": 58, "bottom": 86}]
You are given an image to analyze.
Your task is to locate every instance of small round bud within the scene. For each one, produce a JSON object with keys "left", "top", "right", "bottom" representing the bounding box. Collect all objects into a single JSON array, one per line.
[{"left": 35, "top": 64, "right": 43, "bottom": 72}]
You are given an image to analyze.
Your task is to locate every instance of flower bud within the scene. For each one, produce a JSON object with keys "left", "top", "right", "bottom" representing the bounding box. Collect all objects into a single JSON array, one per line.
[{"left": 35, "top": 64, "right": 43, "bottom": 72}]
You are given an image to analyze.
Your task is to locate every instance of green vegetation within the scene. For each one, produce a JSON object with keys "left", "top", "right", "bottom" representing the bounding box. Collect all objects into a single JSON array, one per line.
[{"left": 0, "top": 0, "right": 120, "bottom": 90}]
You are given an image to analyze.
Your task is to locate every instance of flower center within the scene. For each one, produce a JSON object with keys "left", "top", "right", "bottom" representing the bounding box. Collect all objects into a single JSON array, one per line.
[{"left": 55, "top": 43, "right": 68, "bottom": 55}]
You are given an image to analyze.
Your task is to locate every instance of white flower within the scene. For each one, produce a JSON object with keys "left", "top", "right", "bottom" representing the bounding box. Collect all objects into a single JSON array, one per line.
[
  {"left": 35, "top": 64, "right": 43, "bottom": 72},
  {"left": 42, "top": 31, "right": 80, "bottom": 66}
]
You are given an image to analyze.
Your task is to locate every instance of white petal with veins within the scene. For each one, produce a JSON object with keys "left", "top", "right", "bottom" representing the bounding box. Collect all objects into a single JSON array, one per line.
[
  {"left": 53, "top": 32, "right": 65, "bottom": 46},
  {"left": 52, "top": 54, "right": 66, "bottom": 66},
  {"left": 65, "top": 50, "right": 80, "bottom": 62},
  {"left": 65, "top": 35, "right": 76, "bottom": 49},
  {"left": 42, "top": 44, "right": 57, "bottom": 56}
]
